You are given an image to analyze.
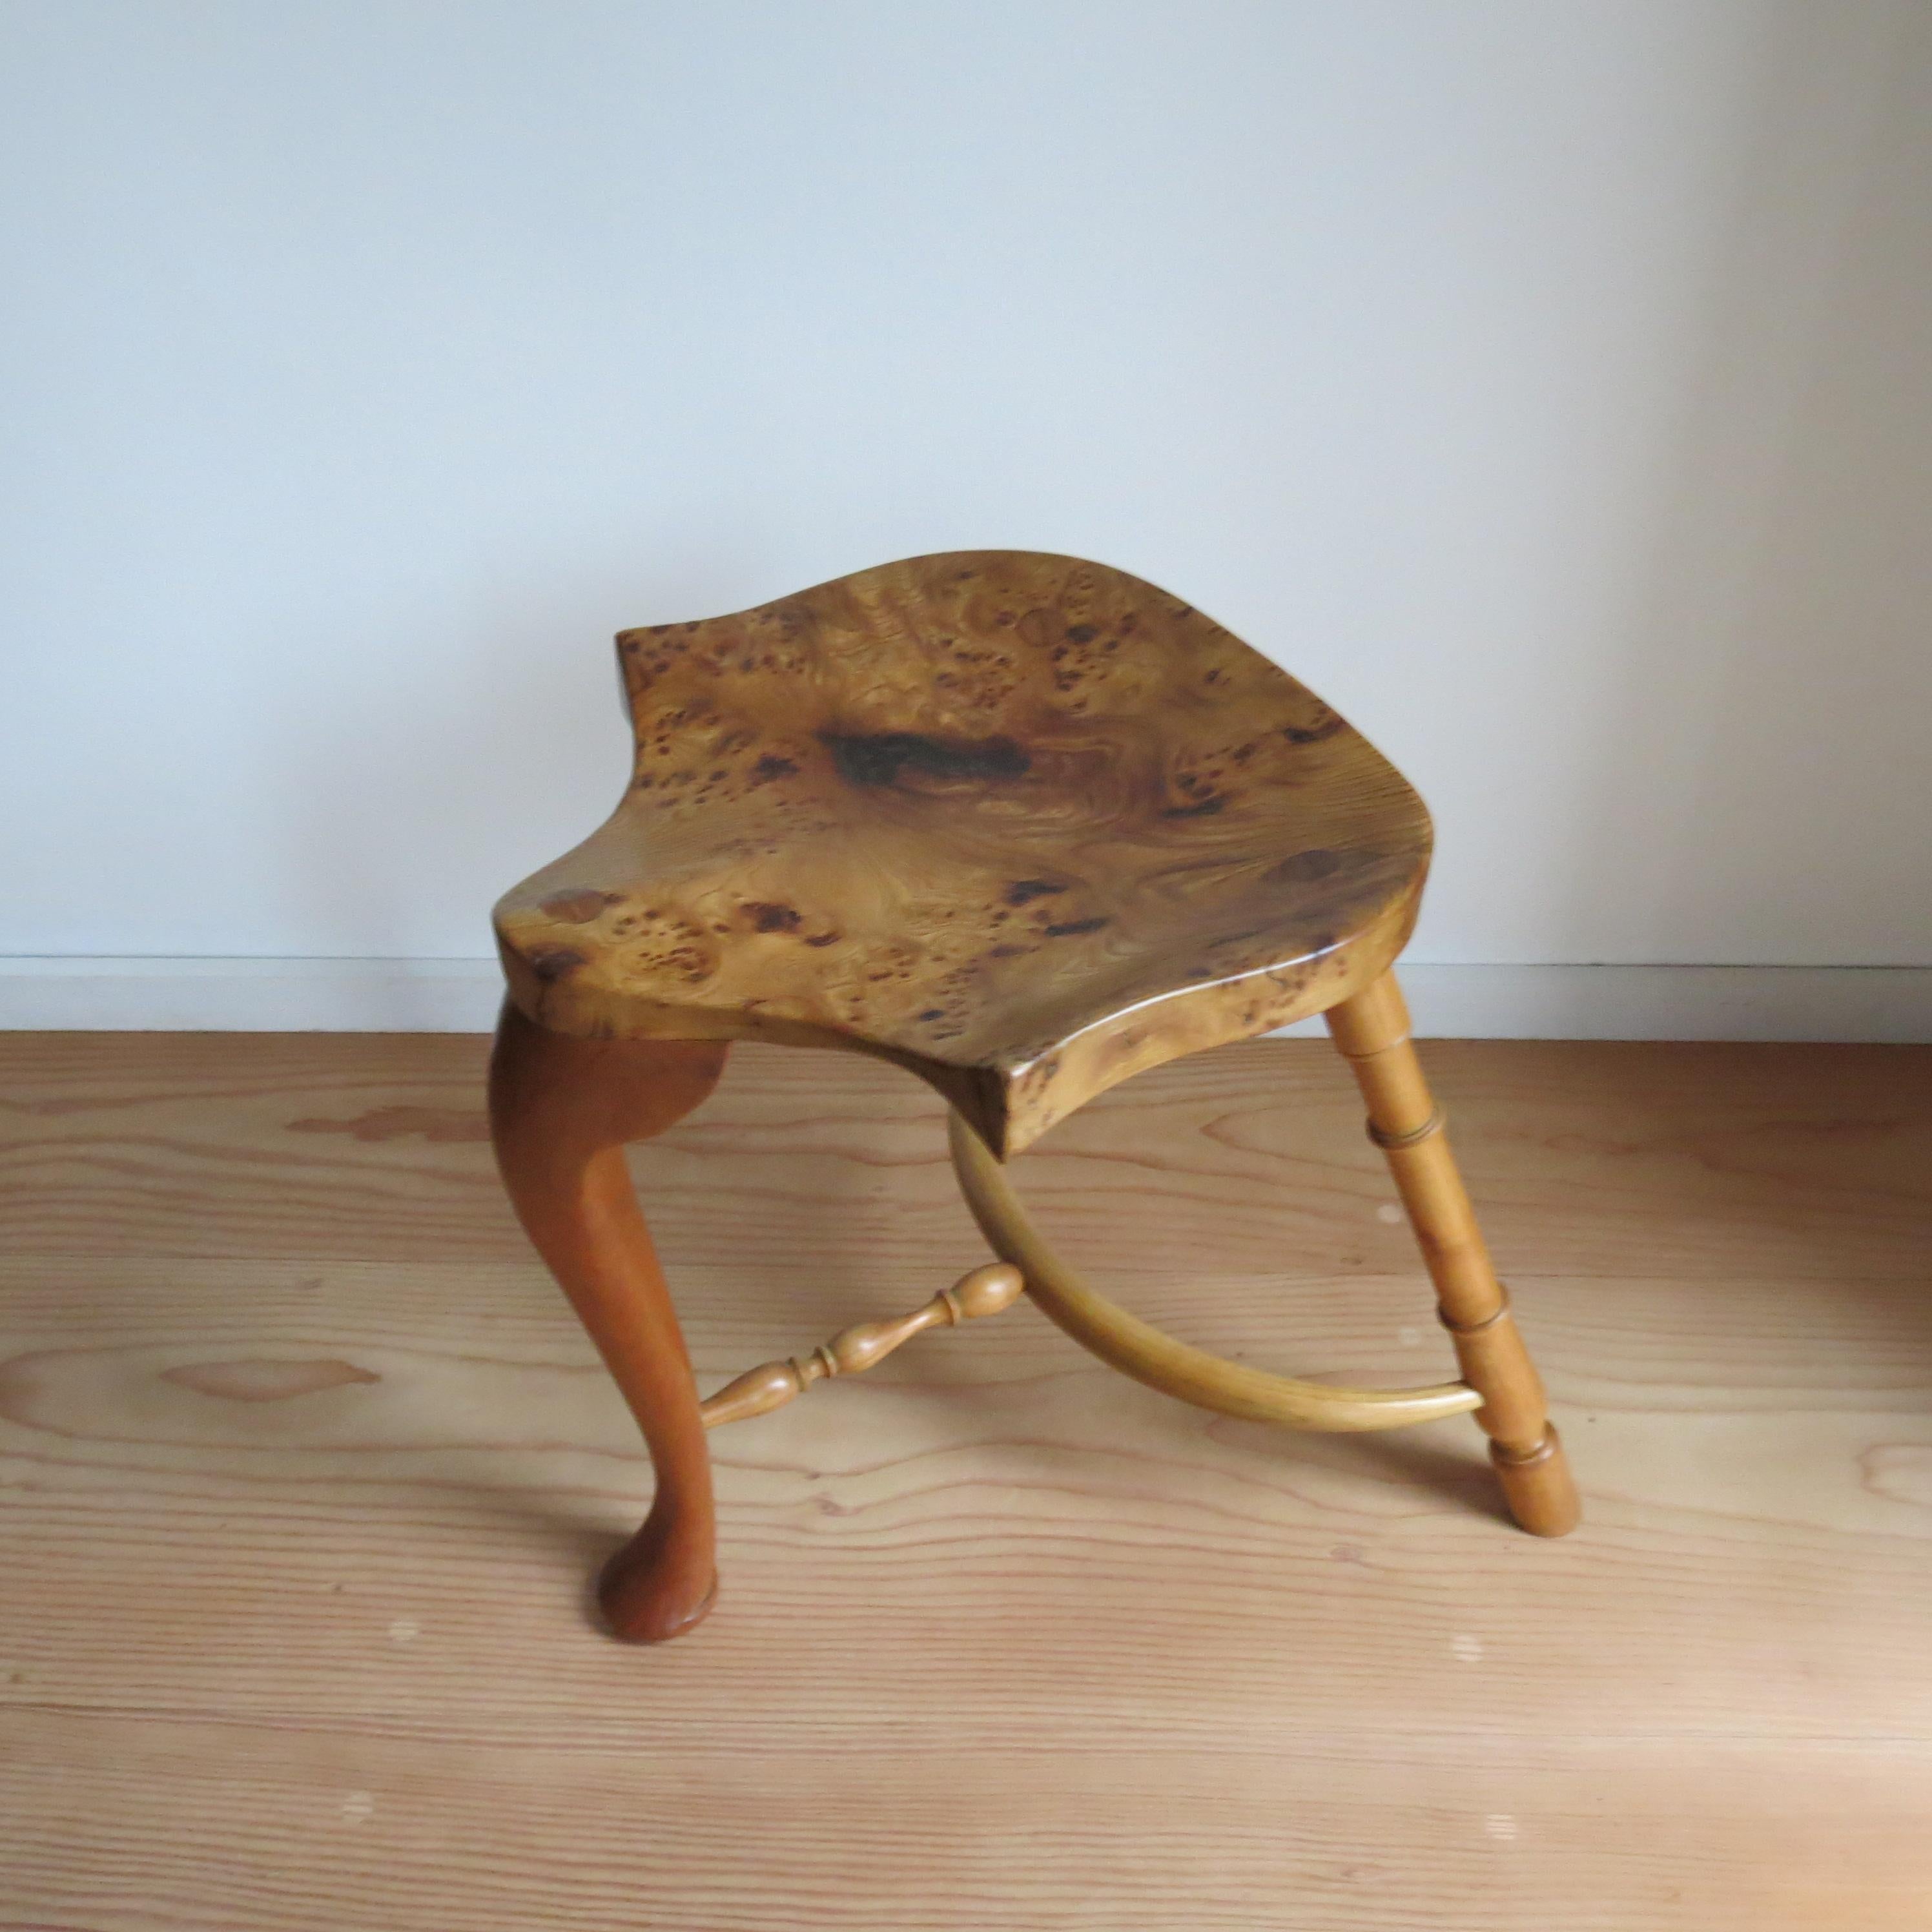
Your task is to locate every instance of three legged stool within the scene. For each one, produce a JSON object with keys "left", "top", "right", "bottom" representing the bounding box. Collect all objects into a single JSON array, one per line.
[{"left": 489, "top": 551, "right": 1578, "bottom": 1641}]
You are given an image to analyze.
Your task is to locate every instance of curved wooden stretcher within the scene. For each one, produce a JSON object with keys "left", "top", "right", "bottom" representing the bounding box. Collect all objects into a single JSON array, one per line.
[{"left": 487, "top": 551, "right": 1577, "bottom": 1641}]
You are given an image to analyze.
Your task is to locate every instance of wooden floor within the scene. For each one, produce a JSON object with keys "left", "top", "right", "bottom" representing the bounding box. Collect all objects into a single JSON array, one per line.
[{"left": 3, "top": 1033, "right": 1931, "bottom": 1930}]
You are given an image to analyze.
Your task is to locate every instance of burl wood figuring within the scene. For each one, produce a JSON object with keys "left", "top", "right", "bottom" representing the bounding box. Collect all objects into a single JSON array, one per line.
[{"left": 488, "top": 551, "right": 1576, "bottom": 1638}]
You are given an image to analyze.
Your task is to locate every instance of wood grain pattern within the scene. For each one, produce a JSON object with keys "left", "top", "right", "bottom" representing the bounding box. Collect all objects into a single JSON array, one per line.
[
  {"left": 494, "top": 551, "right": 1431, "bottom": 1156},
  {"left": 4, "top": 1033, "right": 1932, "bottom": 1927}
]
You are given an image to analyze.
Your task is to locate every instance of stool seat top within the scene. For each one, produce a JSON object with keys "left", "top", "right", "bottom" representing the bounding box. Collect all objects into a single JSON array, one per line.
[{"left": 495, "top": 551, "right": 1430, "bottom": 1156}]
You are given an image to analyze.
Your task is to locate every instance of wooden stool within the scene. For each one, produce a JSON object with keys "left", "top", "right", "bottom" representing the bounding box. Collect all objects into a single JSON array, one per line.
[{"left": 489, "top": 551, "right": 1578, "bottom": 1641}]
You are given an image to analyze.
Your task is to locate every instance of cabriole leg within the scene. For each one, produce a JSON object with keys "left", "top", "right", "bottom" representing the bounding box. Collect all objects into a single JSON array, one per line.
[
  {"left": 1326, "top": 972, "right": 1579, "bottom": 1536},
  {"left": 488, "top": 1001, "right": 730, "bottom": 1638}
]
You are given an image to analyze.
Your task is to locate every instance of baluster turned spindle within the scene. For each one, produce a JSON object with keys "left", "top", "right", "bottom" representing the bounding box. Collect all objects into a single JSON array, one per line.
[{"left": 699, "top": 1263, "right": 1026, "bottom": 1429}]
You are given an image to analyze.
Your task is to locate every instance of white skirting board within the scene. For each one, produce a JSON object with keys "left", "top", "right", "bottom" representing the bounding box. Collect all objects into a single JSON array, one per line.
[{"left": 0, "top": 956, "right": 1927, "bottom": 1042}]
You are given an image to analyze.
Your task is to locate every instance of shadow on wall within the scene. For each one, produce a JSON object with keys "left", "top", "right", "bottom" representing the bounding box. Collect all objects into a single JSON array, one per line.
[{"left": 1562, "top": 0, "right": 1932, "bottom": 969}]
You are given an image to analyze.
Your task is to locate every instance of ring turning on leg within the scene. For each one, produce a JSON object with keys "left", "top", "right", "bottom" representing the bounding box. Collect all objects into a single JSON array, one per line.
[
  {"left": 1326, "top": 971, "right": 1579, "bottom": 1537},
  {"left": 949, "top": 1110, "right": 1484, "bottom": 1433}
]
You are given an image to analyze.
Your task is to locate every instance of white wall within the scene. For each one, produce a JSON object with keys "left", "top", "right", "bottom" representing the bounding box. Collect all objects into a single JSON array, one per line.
[{"left": 3, "top": 3, "right": 1929, "bottom": 1011}]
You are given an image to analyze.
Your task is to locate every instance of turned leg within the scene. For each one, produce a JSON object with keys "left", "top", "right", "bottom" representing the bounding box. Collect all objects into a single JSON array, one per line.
[
  {"left": 1326, "top": 971, "right": 1579, "bottom": 1536},
  {"left": 488, "top": 1001, "right": 730, "bottom": 1639}
]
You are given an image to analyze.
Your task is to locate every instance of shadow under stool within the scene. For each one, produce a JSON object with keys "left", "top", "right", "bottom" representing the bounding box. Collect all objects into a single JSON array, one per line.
[{"left": 487, "top": 550, "right": 1578, "bottom": 1641}]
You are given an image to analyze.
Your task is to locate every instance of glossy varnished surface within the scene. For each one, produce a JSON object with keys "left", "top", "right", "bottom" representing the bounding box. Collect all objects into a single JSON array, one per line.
[
  {"left": 6, "top": 1034, "right": 1932, "bottom": 1929},
  {"left": 495, "top": 551, "right": 1430, "bottom": 1155},
  {"left": 488, "top": 1010, "right": 727, "bottom": 1641}
]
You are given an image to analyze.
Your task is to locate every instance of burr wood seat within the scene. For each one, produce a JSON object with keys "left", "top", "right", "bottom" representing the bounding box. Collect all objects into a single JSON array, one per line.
[
  {"left": 494, "top": 552, "right": 1432, "bottom": 1158},
  {"left": 488, "top": 551, "right": 1577, "bottom": 1643}
]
